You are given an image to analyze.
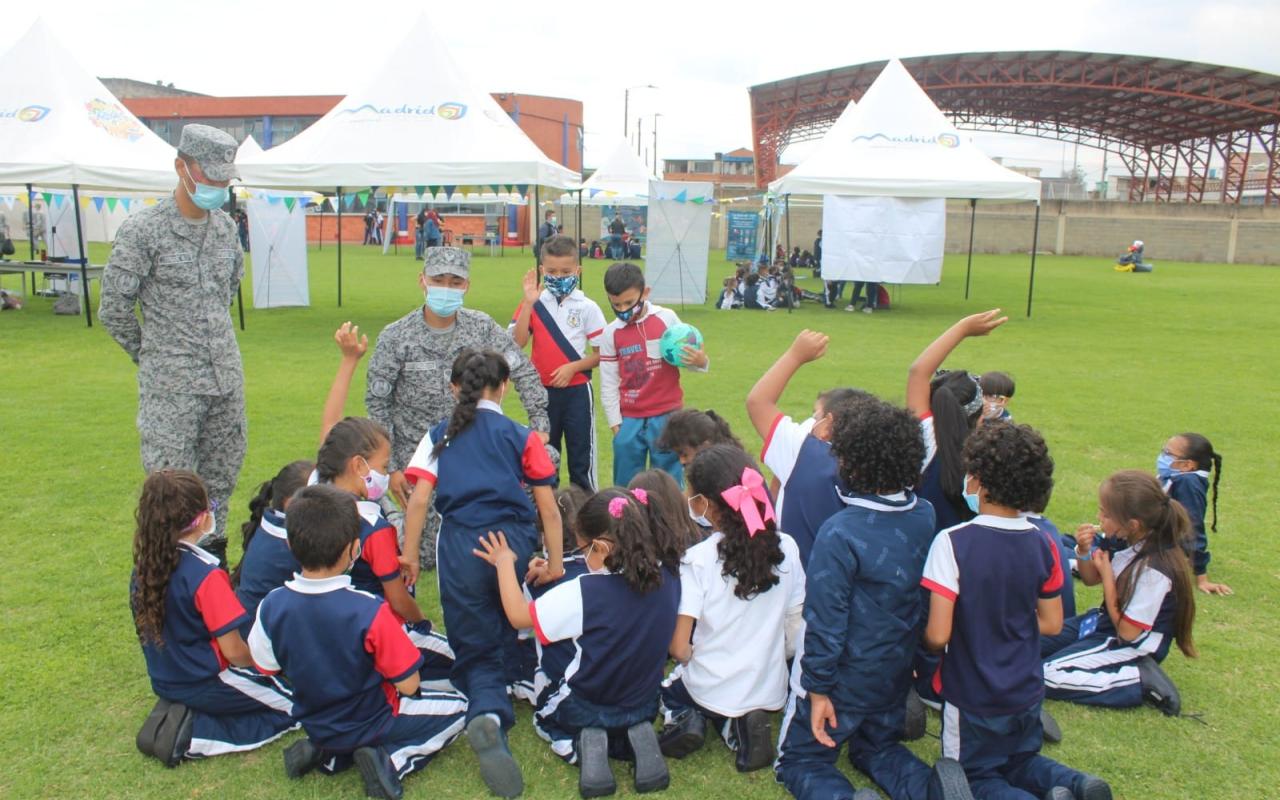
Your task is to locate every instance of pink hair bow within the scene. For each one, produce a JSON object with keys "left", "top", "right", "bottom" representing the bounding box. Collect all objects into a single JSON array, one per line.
[
  {"left": 630, "top": 488, "right": 649, "bottom": 505},
  {"left": 608, "top": 496, "right": 629, "bottom": 519},
  {"left": 720, "top": 467, "right": 775, "bottom": 537}
]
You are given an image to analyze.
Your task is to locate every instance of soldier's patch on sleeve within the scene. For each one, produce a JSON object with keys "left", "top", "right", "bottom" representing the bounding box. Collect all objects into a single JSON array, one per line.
[
  {"left": 105, "top": 270, "right": 141, "bottom": 294},
  {"left": 370, "top": 378, "right": 393, "bottom": 398}
]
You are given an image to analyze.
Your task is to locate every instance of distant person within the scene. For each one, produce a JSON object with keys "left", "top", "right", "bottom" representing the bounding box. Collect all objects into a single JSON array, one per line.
[
  {"left": 235, "top": 208, "right": 249, "bottom": 251},
  {"left": 846, "top": 280, "right": 881, "bottom": 314},
  {"left": 29, "top": 197, "right": 48, "bottom": 256},
  {"left": 535, "top": 209, "right": 558, "bottom": 266},
  {"left": 608, "top": 213, "right": 627, "bottom": 259},
  {"left": 1115, "top": 239, "right": 1151, "bottom": 272},
  {"left": 414, "top": 207, "right": 427, "bottom": 259},
  {"left": 424, "top": 207, "right": 444, "bottom": 250},
  {"left": 363, "top": 208, "right": 376, "bottom": 245}
]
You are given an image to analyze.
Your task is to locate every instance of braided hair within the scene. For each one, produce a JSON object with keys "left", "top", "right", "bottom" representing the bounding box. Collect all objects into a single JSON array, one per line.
[
  {"left": 434, "top": 349, "right": 510, "bottom": 458},
  {"left": 231, "top": 460, "right": 313, "bottom": 587},
  {"left": 132, "top": 470, "right": 209, "bottom": 646},
  {"left": 1178, "top": 432, "right": 1222, "bottom": 533}
]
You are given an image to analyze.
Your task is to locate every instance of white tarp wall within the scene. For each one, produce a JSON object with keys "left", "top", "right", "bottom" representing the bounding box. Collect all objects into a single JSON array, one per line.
[
  {"left": 247, "top": 191, "right": 310, "bottom": 307},
  {"left": 645, "top": 180, "right": 713, "bottom": 305},
  {"left": 822, "top": 195, "right": 945, "bottom": 283}
]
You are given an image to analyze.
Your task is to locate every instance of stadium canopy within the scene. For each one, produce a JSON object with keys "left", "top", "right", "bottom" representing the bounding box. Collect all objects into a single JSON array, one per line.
[
  {"left": 751, "top": 51, "right": 1280, "bottom": 204},
  {"left": 559, "top": 141, "right": 652, "bottom": 206}
]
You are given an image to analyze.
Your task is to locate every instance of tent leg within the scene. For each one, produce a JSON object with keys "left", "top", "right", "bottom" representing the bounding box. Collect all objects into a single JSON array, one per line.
[
  {"left": 72, "top": 184, "right": 91, "bottom": 328},
  {"left": 336, "top": 186, "right": 343, "bottom": 307},
  {"left": 26, "top": 183, "right": 35, "bottom": 261},
  {"left": 317, "top": 208, "right": 323, "bottom": 251},
  {"left": 964, "top": 198, "right": 977, "bottom": 299},
  {"left": 533, "top": 186, "right": 540, "bottom": 266},
  {"left": 784, "top": 194, "right": 791, "bottom": 256},
  {"left": 1027, "top": 203, "right": 1041, "bottom": 318},
  {"left": 576, "top": 190, "right": 583, "bottom": 258}
]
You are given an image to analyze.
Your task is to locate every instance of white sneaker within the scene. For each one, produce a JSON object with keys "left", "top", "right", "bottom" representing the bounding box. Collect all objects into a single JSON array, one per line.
[
  {"left": 843, "top": 304, "right": 856, "bottom": 312},
  {"left": 862, "top": 306, "right": 873, "bottom": 314}
]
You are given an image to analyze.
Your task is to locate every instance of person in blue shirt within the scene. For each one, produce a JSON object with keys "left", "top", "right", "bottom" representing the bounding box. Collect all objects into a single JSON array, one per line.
[
  {"left": 231, "top": 460, "right": 313, "bottom": 635},
  {"left": 922, "top": 422, "right": 1111, "bottom": 800},
  {"left": 248, "top": 484, "right": 469, "bottom": 800},
  {"left": 473, "top": 488, "right": 678, "bottom": 799},
  {"left": 130, "top": 469, "right": 295, "bottom": 768},
  {"left": 402, "top": 348, "right": 565, "bottom": 798},
  {"left": 777, "top": 396, "right": 970, "bottom": 800},
  {"left": 1159, "top": 432, "right": 1231, "bottom": 595}
]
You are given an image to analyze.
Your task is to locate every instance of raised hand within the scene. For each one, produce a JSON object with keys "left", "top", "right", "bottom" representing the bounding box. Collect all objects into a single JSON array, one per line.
[
  {"left": 334, "top": 321, "right": 368, "bottom": 360},
  {"left": 958, "top": 309, "right": 1009, "bottom": 338},
  {"left": 787, "top": 329, "right": 829, "bottom": 364}
]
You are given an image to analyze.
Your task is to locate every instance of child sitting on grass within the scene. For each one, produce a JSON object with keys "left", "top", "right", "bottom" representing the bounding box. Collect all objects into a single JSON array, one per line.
[
  {"left": 1158, "top": 432, "right": 1231, "bottom": 595},
  {"left": 231, "top": 459, "right": 313, "bottom": 635}
]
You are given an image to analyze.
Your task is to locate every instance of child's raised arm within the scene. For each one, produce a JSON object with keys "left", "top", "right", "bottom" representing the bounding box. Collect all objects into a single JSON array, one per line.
[
  {"left": 321, "top": 322, "right": 369, "bottom": 444},
  {"left": 906, "top": 310, "right": 1007, "bottom": 419},
  {"left": 473, "top": 531, "right": 535, "bottom": 630},
  {"left": 746, "top": 329, "right": 828, "bottom": 439}
]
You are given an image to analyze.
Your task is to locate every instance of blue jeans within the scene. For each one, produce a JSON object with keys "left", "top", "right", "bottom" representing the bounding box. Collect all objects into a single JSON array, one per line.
[
  {"left": 941, "top": 701, "right": 1085, "bottom": 799},
  {"left": 613, "top": 413, "right": 682, "bottom": 487}
]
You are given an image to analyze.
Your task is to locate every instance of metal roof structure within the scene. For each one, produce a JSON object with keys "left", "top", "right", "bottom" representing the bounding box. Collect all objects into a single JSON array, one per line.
[{"left": 750, "top": 51, "right": 1280, "bottom": 203}]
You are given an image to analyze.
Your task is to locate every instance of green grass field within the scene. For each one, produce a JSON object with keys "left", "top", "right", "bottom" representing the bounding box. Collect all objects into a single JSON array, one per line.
[{"left": 1, "top": 240, "right": 1277, "bottom": 799}]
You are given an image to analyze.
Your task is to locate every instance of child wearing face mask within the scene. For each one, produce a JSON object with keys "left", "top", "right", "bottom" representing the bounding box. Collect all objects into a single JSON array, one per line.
[
  {"left": 510, "top": 234, "right": 608, "bottom": 494},
  {"left": 1158, "top": 432, "right": 1230, "bottom": 596},
  {"left": 402, "top": 348, "right": 565, "bottom": 798},
  {"left": 978, "top": 371, "right": 1014, "bottom": 424},
  {"left": 1042, "top": 470, "right": 1199, "bottom": 717},
  {"left": 473, "top": 488, "right": 679, "bottom": 799},
  {"left": 746, "top": 329, "right": 871, "bottom": 567},
  {"left": 130, "top": 469, "right": 296, "bottom": 768}
]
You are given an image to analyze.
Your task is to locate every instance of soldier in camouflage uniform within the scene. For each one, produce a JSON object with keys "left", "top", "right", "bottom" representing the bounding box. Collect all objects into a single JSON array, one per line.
[
  {"left": 366, "top": 246, "right": 550, "bottom": 573},
  {"left": 99, "top": 124, "right": 245, "bottom": 563}
]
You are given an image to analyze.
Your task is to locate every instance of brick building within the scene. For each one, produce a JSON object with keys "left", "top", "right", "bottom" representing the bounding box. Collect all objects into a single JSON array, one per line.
[{"left": 662, "top": 147, "right": 792, "bottom": 200}]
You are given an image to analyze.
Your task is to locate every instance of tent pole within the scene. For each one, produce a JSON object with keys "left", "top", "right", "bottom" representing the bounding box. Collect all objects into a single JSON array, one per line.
[
  {"left": 1026, "top": 203, "right": 1041, "bottom": 318},
  {"left": 228, "top": 191, "right": 245, "bottom": 331},
  {"left": 785, "top": 194, "right": 793, "bottom": 314},
  {"left": 26, "top": 183, "right": 35, "bottom": 294},
  {"left": 317, "top": 205, "right": 323, "bottom": 252},
  {"left": 533, "top": 186, "right": 540, "bottom": 265},
  {"left": 964, "top": 198, "right": 977, "bottom": 299},
  {"left": 336, "top": 186, "right": 343, "bottom": 307},
  {"left": 71, "top": 184, "right": 91, "bottom": 328},
  {"left": 576, "top": 190, "right": 582, "bottom": 258}
]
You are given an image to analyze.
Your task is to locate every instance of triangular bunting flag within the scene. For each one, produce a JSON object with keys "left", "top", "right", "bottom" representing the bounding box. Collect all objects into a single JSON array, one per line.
[
  {"left": 691, "top": 197, "right": 706, "bottom": 205},
  {"left": 357, "top": 191, "right": 370, "bottom": 206},
  {"left": 515, "top": 184, "right": 529, "bottom": 197},
  {"left": 283, "top": 197, "right": 297, "bottom": 212},
  {"left": 443, "top": 185, "right": 457, "bottom": 200},
  {"left": 53, "top": 194, "right": 65, "bottom": 209},
  {"left": 490, "top": 185, "right": 501, "bottom": 196},
  {"left": 674, "top": 189, "right": 688, "bottom": 203},
  {"left": 343, "top": 193, "right": 356, "bottom": 210},
  {"left": 80, "top": 196, "right": 92, "bottom": 209},
  {"left": 122, "top": 198, "right": 133, "bottom": 211},
  {"left": 144, "top": 197, "right": 157, "bottom": 206},
  {"left": 93, "top": 196, "right": 105, "bottom": 213},
  {"left": 18, "top": 194, "right": 28, "bottom": 206},
  {"left": 588, "top": 188, "right": 601, "bottom": 198},
  {"left": 106, "top": 197, "right": 119, "bottom": 212},
  {"left": 1, "top": 196, "right": 14, "bottom": 210},
  {"left": 428, "top": 185, "right": 442, "bottom": 198},
  {"left": 267, "top": 196, "right": 281, "bottom": 205},
  {"left": 42, "top": 192, "right": 53, "bottom": 205},
  {"left": 414, "top": 185, "right": 426, "bottom": 197}
]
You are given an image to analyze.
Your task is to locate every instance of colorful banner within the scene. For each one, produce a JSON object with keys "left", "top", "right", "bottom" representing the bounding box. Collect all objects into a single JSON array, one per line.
[{"left": 726, "top": 210, "right": 759, "bottom": 261}]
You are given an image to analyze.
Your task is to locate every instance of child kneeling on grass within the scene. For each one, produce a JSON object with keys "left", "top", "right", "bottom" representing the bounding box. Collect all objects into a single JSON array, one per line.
[
  {"left": 474, "top": 488, "right": 679, "bottom": 799},
  {"left": 248, "top": 484, "right": 468, "bottom": 800},
  {"left": 922, "top": 422, "right": 1112, "bottom": 800},
  {"left": 776, "top": 396, "right": 968, "bottom": 800},
  {"left": 131, "top": 469, "right": 296, "bottom": 768}
]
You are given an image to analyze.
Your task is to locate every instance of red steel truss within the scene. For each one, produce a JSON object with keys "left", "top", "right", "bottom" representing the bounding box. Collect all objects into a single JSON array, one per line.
[{"left": 750, "top": 52, "right": 1280, "bottom": 204}]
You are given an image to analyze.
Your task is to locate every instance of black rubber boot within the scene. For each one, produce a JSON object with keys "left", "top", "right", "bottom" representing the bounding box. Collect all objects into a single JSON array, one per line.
[
  {"left": 658, "top": 709, "right": 705, "bottom": 758},
  {"left": 732, "top": 710, "right": 775, "bottom": 773},
  {"left": 1075, "top": 774, "right": 1113, "bottom": 800},
  {"left": 903, "top": 687, "right": 928, "bottom": 741},
  {"left": 152, "top": 701, "right": 194, "bottom": 768},
  {"left": 353, "top": 746, "right": 403, "bottom": 799},
  {"left": 626, "top": 722, "right": 669, "bottom": 794},
  {"left": 466, "top": 715, "right": 524, "bottom": 798},
  {"left": 136, "top": 698, "right": 172, "bottom": 758},
  {"left": 1136, "top": 656, "right": 1181, "bottom": 716},
  {"left": 283, "top": 737, "right": 323, "bottom": 779},
  {"left": 929, "top": 757, "right": 975, "bottom": 800},
  {"left": 577, "top": 727, "right": 616, "bottom": 798}
]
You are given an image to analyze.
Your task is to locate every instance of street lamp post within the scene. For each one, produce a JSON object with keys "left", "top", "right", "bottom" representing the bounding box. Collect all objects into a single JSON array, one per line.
[
  {"left": 623, "top": 84, "right": 656, "bottom": 140},
  {"left": 652, "top": 113, "right": 662, "bottom": 177}
]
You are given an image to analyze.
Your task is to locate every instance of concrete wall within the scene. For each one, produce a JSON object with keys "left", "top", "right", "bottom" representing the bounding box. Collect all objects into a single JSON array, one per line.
[{"left": 722, "top": 199, "right": 1280, "bottom": 265}]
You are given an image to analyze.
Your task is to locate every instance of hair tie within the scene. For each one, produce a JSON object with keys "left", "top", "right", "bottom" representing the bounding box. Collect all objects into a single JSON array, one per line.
[
  {"left": 607, "top": 496, "right": 629, "bottom": 519},
  {"left": 719, "top": 467, "right": 776, "bottom": 537},
  {"left": 963, "top": 375, "right": 984, "bottom": 417},
  {"left": 630, "top": 487, "right": 649, "bottom": 506}
]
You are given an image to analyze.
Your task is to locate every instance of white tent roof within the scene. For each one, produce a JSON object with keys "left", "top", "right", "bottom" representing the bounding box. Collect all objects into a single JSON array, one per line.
[
  {"left": 236, "top": 136, "right": 265, "bottom": 161},
  {"left": 560, "top": 141, "right": 652, "bottom": 205},
  {"left": 238, "top": 17, "right": 578, "bottom": 191},
  {"left": 770, "top": 59, "right": 1040, "bottom": 202},
  {"left": 0, "top": 19, "right": 177, "bottom": 191}
]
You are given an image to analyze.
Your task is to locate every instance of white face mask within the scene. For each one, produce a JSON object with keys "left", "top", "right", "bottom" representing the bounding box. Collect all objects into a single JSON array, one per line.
[
  {"left": 360, "top": 457, "right": 390, "bottom": 501},
  {"left": 687, "top": 495, "right": 712, "bottom": 528},
  {"left": 586, "top": 539, "right": 611, "bottom": 574}
]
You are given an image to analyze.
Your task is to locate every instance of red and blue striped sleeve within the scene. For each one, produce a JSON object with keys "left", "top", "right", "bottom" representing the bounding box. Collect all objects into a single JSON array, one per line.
[
  {"left": 363, "top": 525, "right": 404, "bottom": 583},
  {"left": 194, "top": 568, "right": 250, "bottom": 638},
  {"left": 1038, "top": 530, "right": 1064, "bottom": 598},
  {"left": 365, "top": 603, "right": 424, "bottom": 683},
  {"left": 521, "top": 430, "right": 557, "bottom": 486}
]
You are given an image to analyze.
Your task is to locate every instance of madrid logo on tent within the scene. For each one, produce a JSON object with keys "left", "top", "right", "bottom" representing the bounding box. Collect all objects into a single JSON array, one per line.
[
  {"left": 851, "top": 131, "right": 961, "bottom": 148},
  {"left": 1, "top": 104, "right": 51, "bottom": 122},
  {"left": 338, "top": 101, "right": 468, "bottom": 120},
  {"left": 85, "top": 98, "right": 145, "bottom": 142}
]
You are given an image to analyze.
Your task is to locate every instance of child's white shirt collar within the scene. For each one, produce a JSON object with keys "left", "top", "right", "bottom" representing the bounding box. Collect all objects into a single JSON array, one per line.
[{"left": 477, "top": 398, "right": 504, "bottom": 414}]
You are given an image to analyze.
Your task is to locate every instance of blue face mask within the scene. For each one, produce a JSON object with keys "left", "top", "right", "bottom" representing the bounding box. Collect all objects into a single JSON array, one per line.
[
  {"left": 181, "top": 163, "right": 229, "bottom": 211},
  {"left": 425, "top": 286, "right": 465, "bottom": 317},
  {"left": 1155, "top": 452, "right": 1176, "bottom": 480},
  {"left": 544, "top": 274, "right": 578, "bottom": 299},
  {"left": 962, "top": 474, "right": 980, "bottom": 514}
]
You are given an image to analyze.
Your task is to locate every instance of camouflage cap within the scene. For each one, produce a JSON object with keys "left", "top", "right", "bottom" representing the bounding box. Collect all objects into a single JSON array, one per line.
[
  {"left": 423, "top": 246, "right": 471, "bottom": 278},
  {"left": 177, "top": 124, "right": 240, "bottom": 181}
]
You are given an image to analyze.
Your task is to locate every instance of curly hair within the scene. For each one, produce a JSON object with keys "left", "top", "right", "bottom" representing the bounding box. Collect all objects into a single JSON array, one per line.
[
  {"left": 1100, "top": 470, "right": 1197, "bottom": 657},
  {"left": 317, "top": 417, "right": 388, "bottom": 483},
  {"left": 686, "top": 445, "right": 784, "bottom": 600},
  {"left": 656, "top": 408, "right": 743, "bottom": 456},
  {"left": 132, "top": 469, "right": 209, "bottom": 646},
  {"left": 962, "top": 422, "right": 1054, "bottom": 513},
  {"left": 829, "top": 397, "right": 925, "bottom": 495},
  {"left": 577, "top": 488, "right": 664, "bottom": 594},
  {"left": 434, "top": 349, "right": 510, "bottom": 458},
  {"left": 231, "top": 460, "right": 313, "bottom": 587},
  {"left": 1178, "top": 432, "right": 1222, "bottom": 532},
  {"left": 929, "top": 369, "right": 983, "bottom": 514},
  {"left": 628, "top": 469, "right": 702, "bottom": 566}
]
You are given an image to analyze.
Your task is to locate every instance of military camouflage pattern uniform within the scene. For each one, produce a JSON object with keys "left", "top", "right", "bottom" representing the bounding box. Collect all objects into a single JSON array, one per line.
[
  {"left": 366, "top": 248, "right": 550, "bottom": 569},
  {"left": 99, "top": 124, "right": 245, "bottom": 546}
]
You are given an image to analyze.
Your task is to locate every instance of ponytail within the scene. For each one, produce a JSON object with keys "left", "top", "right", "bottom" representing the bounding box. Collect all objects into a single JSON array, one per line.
[
  {"left": 1179, "top": 432, "right": 1221, "bottom": 533},
  {"left": 231, "top": 460, "right": 314, "bottom": 587},
  {"left": 928, "top": 370, "right": 982, "bottom": 515},
  {"left": 132, "top": 470, "right": 209, "bottom": 646},
  {"left": 577, "top": 488, "right": 664, "bottom": 594},
  {"left": 687, "top": 445, "right": 784, "bottom": 600},
  {"left": 434, "top": 349, "right": 510, "bottom": 458},
  {"left": 628, "top": 469, "right": 701, "bottom": 566}
]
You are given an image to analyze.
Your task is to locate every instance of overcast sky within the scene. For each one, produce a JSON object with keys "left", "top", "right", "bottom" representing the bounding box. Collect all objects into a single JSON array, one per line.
[{"left": 8, "top": 0, "right": 1280, "bottom": 183}]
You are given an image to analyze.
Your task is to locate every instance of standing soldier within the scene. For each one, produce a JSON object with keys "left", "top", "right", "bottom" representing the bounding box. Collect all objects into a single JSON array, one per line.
[
  {"left": 99, "top": 124, "right": 245, "bottom": 563},
  {"left": 365, "top": 246, "right": 550, "bottom": 579}
]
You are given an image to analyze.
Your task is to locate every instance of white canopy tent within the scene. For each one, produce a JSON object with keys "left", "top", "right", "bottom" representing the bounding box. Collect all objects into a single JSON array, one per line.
[
  {"left": 770, "top": 59, "right": 1046, "bottom": 315},
  {"left": 237, "top": 15, "right": 578, "bottom": 303},
  {"left": 0, "top": 18, "right": 179, "bottom": 326},
  {"left": 559, "top": 141, "right": 652, "bottom": 206}
]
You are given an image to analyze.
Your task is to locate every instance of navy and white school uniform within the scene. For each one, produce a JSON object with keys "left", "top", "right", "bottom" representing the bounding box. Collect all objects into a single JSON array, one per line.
[
  {"left": 510, "top": 288, "right": 607, "bottom": 493},
  {"left": 922, "top": 515, "right": 1089, "bottom": 799},
  {"left": 662, "top": 532, "right": 804, "bottom": 748},
  {"left": 529, "top": 568, "right": 680, "bottom": 762},
  {"left": 234, "top": 508, "right": 299, "bottom": 636},
  {"left": 133, "top": 541, "right": 296, "bottom": 759},
  {"left": 917, "top": 414, "right": 975, "bottom": 534},
  {"left": 405, "top": 398, "right": 557, "bottom": 728},
  {"left": 760, "top": 413, "right": 847, "bottom": 566},
  {"left": 1165, "top": 470, "right": 1212, "bottom": 576},
  {"left": 1025, "top": 513, "right": 1077, "bottom": 618},
  {"left": 776, "top": 492, "right": 937, "bottom": 800},
  {"left": 249, "top": 574, "right": 467, "bottom": 779},
  {"left": 1042, "top": 539, "right": 1179, "bottom": 709}
]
